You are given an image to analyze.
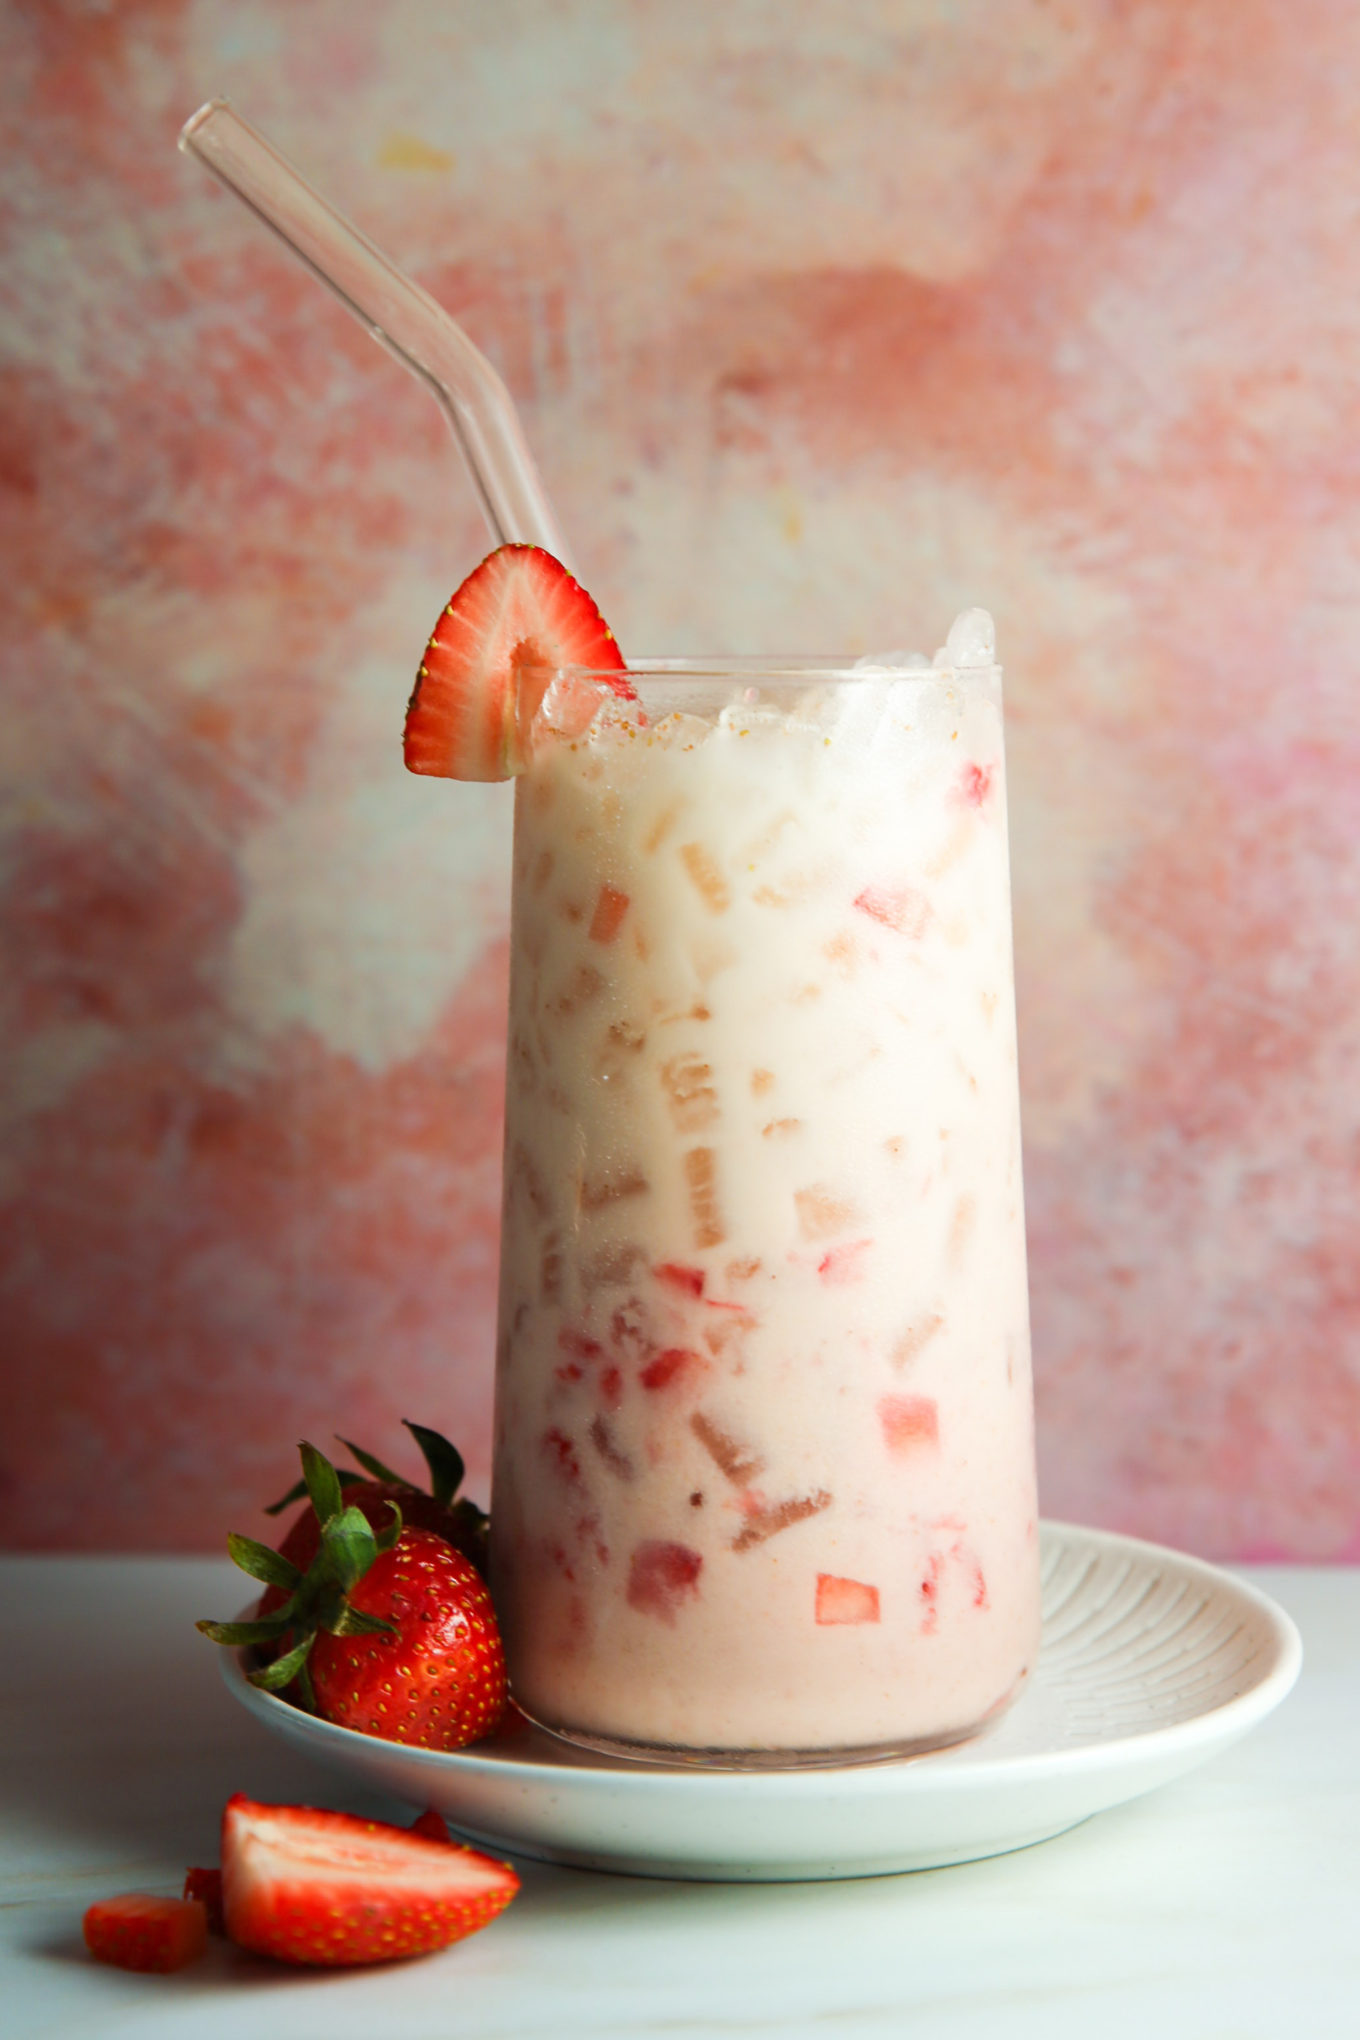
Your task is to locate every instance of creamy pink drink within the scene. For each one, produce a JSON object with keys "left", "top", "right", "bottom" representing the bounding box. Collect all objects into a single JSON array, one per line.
[{"left": 489, "top": 618, "right": 1040, "bottom": 1763}]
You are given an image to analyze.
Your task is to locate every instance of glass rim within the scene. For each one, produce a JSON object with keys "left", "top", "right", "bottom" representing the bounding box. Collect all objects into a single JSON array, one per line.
[{"left": 547, "top": 657, "right": 1003, "bottom": 683}]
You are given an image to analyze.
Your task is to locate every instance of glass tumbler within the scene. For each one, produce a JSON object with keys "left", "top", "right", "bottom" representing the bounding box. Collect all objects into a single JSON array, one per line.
[{"left": 488, "top": 656, "right": 1040, "bottom": 1765}]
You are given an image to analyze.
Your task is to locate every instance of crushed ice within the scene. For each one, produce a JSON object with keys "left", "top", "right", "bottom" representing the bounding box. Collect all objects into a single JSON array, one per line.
[{"left": 941, "top": 608, "right": 996, "bottom": 670}]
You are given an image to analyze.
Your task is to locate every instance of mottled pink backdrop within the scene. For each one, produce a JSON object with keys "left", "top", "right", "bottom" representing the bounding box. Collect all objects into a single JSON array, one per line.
[{"left": 3, "top": 0, "right": 1358, "bottom": 1557}]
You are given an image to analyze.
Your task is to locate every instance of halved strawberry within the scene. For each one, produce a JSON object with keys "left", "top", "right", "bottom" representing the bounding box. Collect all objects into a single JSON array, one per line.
[
  {"left": 221, "top": 1795, "right": 519, "bottom": 1966},
  {"left": 405, "top": 544, "right": 632, "bottom": 780},
  {"left": 83, "top": 1893, "right": 208, "bottom": 1973}
]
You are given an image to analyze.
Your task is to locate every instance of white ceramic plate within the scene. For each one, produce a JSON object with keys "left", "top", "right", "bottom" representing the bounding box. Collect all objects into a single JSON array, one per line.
[{"left": 221, "top": 1521, "right": 1302, "bottom": 1882}]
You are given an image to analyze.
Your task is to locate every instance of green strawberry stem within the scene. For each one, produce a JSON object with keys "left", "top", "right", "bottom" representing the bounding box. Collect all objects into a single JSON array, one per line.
[
  {"left": 198, "top": 1442, "right": 408, "bottom": 1713},
  {"left": 225, "top": 1533, "right": 302, "bottom": 1592},
  {"left": 262, "top": 1419, "right": 471, "bottom": 1518}
]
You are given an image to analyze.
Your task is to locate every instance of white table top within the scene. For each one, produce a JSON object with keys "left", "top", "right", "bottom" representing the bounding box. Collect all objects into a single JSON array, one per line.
[{"left": 2, "top": 1556, "right": 1356, "bottom": 2038}]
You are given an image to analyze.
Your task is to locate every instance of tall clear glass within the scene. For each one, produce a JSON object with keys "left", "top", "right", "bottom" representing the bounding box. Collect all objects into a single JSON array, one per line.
[{"left": 489, "top": 657, "right": 1041, "bottom": 1765}]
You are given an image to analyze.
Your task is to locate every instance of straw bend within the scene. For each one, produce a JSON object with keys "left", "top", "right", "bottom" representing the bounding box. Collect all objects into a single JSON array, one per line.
[{"left": 179, "top": 98, "right": 573, "bottom": 566}]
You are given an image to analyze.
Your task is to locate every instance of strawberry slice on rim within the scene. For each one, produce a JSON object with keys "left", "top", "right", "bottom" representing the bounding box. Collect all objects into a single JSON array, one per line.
[{"left": 405, "top": 543, "right": 633, "bottom": 781}]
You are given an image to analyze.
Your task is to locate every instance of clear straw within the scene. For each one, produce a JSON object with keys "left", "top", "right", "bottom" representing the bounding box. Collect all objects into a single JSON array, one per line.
[{"left": 178, "top": 99, "right": 573, "bottom": 568}]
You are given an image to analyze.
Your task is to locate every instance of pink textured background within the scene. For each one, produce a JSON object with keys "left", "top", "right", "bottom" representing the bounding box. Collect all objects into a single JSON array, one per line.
[{"left": 3, "top": 0, "right": 1358, "bottom": 1557}]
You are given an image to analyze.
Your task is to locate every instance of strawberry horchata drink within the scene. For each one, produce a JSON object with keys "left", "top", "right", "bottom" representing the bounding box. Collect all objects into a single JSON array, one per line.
[{"left": 406, "top": 547, "right": 1041, "bottom": 1765}]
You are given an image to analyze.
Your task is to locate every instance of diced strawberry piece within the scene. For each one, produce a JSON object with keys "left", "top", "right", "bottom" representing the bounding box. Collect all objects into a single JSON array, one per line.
[
  {"left": 654, "top": 1261, "right": 706, "bottom": 1298},
  {"left": 405, "top": 544, "right": 632, "bottom": 782},
  {"left": 626, "top": 1540, "right": 702, "bottom": 1622},
  {"left": 588, "top": 884, "right": 630, "bottom": 943},
  {"left": 919, "top": 1551, "right": 944, "bottom": 1633},
  {"left": 558, "top": 1327, "right": 605, "bottom": 1362},
  {"left": 853, "top": 886, "right": 929, "bottom": 937},
  {"left": 878, "top": 1394, "right": 940, "bottom": 1454},
  {"left": 959, "top": 761, "right": 994, "bottom": 807},
  {"left": 639, "top": 1346, "right": 705, "bottom": 1391},
  {"left": 543, "top": 1426, "right": 583, "bottom": 1482},
  {"left": 817, "top": 1239, "right": 873, "bottom": 1284},
  {"left": 815, "top": 1574, "right": 881, "bottom": 1626},
  {"left": 83, "top": 1893, "right": 208, "bottom": 1973},
  {"left": 599, "top": 1365, "right": 624, "bottom": 1410},
  {"left": 950, "top": 1538, "right": 990, "bottom": 1609},
  {"left": 221, "top": 1795, "right": 518, "bottom": 1967},
  {"left": 182, "top": 1866, "right": 225, "bottom": 1934}
]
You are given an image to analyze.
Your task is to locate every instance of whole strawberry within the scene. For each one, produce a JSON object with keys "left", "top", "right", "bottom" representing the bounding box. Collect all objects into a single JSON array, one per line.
[
  {"left": 198, "top": 1442, "right": 507, "bottom": 1752},
  {"left": 310, "top": 1529, "right": 505, "bottom": 1750}
]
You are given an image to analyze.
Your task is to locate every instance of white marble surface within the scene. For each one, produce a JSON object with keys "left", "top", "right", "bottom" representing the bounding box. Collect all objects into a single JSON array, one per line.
[{"left": 1, "top": 1557, "right": 1356, "bottom": 2038}]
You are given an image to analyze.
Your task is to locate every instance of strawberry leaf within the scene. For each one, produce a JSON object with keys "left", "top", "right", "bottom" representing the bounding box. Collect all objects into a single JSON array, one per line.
[
  {"left": 332, "top": 1605, "right": 399, "bottom": 1641},
  {"left": 335, "top": 1436, "right": 404, "bottom": 1486},
  {"left": 248, "top": 1634, "right": 316, "bottom": 1694},
  {"left": 226, "top": 1533, "right": 303, "bottom": 1592},
  {"left": 197, "top": 1615, "right": 293, "bottom": 1647},
  {"left": 321, "top": 1504, "right": 380, "bottom": 1592},
  {"left": 263, "top": 1468, "right": 362, "bottom": 1517},
  {"left": 299, "top": 1442, "right": 344, "bottom": 1527},
  {"left": 404, "top": 1421, "right": 465, "bottom": 1508}
]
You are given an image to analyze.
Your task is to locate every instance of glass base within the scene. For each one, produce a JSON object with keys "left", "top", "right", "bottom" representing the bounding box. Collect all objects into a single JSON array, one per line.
[{"left": 516, "top": 1706, "right": 993, "bottom": 1771}]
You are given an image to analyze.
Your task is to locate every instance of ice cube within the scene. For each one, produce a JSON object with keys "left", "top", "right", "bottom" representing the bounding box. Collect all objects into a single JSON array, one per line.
[
  {"left": 851, "top": 650, "right": 932, "bottom": 672},
  {"left": 942, "top": 608, "right": 996, "bottom": 670}
]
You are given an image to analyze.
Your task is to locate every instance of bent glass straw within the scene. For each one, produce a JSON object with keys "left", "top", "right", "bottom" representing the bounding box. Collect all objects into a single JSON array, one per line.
[{"left": 179, "top": 100, "right": 573, "bottom": 568}]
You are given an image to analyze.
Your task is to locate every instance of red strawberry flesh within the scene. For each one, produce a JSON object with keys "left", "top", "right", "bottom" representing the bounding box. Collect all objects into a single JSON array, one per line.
[
  {"left": 83, "top": 1893, "right": 208, "bottom": 1973},
  {"left": 182, "top": 1866, "right": 225, "bottom": 1934},
  {"left": 815, "top": 1573, "right": 882, "bottom": 1626},
  {"left": 221, "top": 1795, "right": 518, "bottom": 1967},
  {"left": 405, "top": 544, "right": 632, "bottom": 781},
  {"left": 309, "top": 1528, "right": 507, "bottom": 1750}
]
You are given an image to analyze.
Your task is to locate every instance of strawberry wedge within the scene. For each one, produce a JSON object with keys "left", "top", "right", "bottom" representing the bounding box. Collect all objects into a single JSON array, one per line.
[
  {"left": 405, "top": 543, "right": 633, "bottom": 780},
  {"left": 222, "top": 1795, "right": 519, "bottom": 1966}
]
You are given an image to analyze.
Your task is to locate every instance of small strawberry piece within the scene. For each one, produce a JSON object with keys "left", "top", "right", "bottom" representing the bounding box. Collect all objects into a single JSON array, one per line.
[
  {"left": 182, "top": 1866, "right": 225, "bottom": 1934},
  {"left": 83, "top": 1894, "right": 207, "bottom": 1973},
  {"left": 221, "top": 1795, "right": 518, "bottom": 1967},
  {"left": 626, "top": 1540, "right": 702, "bottom": 1623},
  {"left": 815, "top": 1574, "right": 881, "bottom": 1626},
  {"left": 878, "top": 1394, "right": 940, "bottom": 1455},
  {"left": 310, "top": 1530, "right": 507, "bottom": 1751},
  {"left": 599, "top": 1365, "right": 624, "bottom": 1410},
  {"left": 654, "top": 1261, "right": 706, "bottom": 1298},
  {"left": 960, "top": 761, "right": 994, "bottom": 807},
  {"left": 853, "top": 885, "right": 929, "bottom": 937},
  {"left": 409, "top": 1808, "right": 452, "bottom": 1845},
  {"left": 588, "top": 883, "right": 630, "bottom": 943},
  {"left": 405, "top": 544, "right": 632, "bottom": 781},
  {"left": 817, "top": 1239, "right": 873, "bottom": 1285},
  {"left": 638, "top": 1347, "right": 705, "bottom": 1392}
]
